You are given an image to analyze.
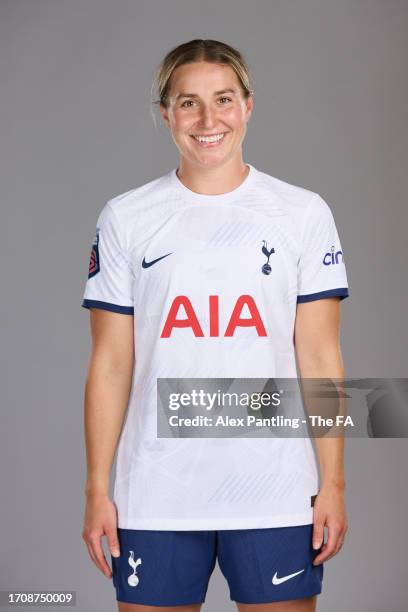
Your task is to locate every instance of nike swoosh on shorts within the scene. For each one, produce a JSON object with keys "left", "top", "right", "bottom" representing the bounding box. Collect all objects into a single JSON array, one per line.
[{"left": 272, "top": 569, "right": 305, "bottom": 585}]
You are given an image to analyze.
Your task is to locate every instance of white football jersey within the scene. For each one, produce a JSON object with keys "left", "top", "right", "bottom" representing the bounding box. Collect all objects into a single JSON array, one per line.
[{"left": 81, "top": 163, "right": 349, "bottom": 530}]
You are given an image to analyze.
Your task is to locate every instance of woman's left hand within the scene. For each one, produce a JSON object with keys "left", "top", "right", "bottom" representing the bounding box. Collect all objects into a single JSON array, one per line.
[{"left": 312, "top": 485, "right": 348, "bottom": 565}]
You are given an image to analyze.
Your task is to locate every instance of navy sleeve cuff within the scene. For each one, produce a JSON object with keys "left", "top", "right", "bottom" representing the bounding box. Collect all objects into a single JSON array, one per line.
[
  {"left": 81, "top": 299, "right": 134, "bottom": 315},
  {"left": 297, "top": 288, "right": 349, "bottom": 303}
]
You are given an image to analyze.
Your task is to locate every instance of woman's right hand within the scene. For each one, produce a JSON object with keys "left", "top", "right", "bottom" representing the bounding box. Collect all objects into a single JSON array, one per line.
[{"left": 82, "top": 492, "right": 121, "bottom": 578}]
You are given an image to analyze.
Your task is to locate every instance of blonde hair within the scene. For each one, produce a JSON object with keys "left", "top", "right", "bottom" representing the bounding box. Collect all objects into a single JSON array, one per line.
[{"left": 151, "top": 39, "right": 254, "bottom": 117}]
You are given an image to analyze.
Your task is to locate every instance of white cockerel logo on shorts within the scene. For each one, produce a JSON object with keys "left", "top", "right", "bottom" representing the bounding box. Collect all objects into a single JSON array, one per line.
[{"left": 127, "top": 550, "right": 142, "bottom": 587}]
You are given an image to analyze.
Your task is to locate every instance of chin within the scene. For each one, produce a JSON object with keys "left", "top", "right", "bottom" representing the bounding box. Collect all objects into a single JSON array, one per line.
[{"left": 195, "top": 148, "right": 232, "bottom": 163}]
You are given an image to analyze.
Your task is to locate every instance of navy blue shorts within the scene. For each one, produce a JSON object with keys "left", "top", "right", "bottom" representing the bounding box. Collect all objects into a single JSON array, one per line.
[{"left": 111, "top": 524, "right": 323, "bottom": 606}]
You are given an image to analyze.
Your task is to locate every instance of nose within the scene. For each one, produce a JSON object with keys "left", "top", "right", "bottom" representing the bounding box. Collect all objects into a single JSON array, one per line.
[{"left": 198, "top": 104, "right": 217, "bottom": 130}]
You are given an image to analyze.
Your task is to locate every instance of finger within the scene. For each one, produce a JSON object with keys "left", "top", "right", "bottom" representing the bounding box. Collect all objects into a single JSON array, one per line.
[
  {"left": 332, "top": 530, "right": 347, "bottom": 556},
  {"left": 313, "top": 525, "right": 340, "bottom": 565},
  {"left": 329, "top": 524, "right": 347, "bottom": 558},
  {"left": 313, "top": 544, "right": 328, "bottom": 565},
  {"left": 333, "top": 537, "right": 344, "bottom": 556},
  {"left": 106, "top": 526, "right": 121, "bottom": 558},
  {"left": 312, "top": 517, "right": 325, "bottom": 550},
  {"left": 84, "top": 540, "right": 98, "bottom": 566},
  {"left": 88, "top": 534, "right": 112, "bottom": 578},
  {"left": 84, "top": 540, "right": 108, "bottom": 577}
]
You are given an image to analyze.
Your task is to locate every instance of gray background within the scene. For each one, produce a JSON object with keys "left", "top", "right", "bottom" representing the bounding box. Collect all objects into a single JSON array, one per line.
[{"left": 1, "top": 0, "right": 407, "bottom": 610}]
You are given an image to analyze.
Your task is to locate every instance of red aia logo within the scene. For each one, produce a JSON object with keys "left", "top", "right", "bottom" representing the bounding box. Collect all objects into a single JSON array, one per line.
[{"left": 160, "top": 295, "right": 267, "bottom": 338}]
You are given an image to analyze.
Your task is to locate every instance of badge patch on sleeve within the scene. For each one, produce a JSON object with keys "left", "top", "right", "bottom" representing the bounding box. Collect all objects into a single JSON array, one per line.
[{"left": 88, "top": 227, "right": 100, "bottom": 279}]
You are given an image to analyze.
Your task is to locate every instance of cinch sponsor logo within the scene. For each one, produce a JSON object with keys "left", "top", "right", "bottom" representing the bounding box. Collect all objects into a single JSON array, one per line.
[
  {"left": 323, "top": 245, "right": 343, "bottom": 266},
  {"left": 160, "top": 295, "right": 267, "bottom": 338}
]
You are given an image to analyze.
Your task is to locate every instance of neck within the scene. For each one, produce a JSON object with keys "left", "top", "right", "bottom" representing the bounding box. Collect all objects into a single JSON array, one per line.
[{"left": 176, "top": 156, "right": 249, "bottom": 195}]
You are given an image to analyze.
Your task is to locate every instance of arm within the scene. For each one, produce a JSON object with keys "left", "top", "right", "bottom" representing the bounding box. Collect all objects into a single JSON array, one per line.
[
  {"left": 82, "top": 308, "right": 134, "bottom": 578},
  {"left": 294, "top": 297, "right": 348, "bottom": 565}
]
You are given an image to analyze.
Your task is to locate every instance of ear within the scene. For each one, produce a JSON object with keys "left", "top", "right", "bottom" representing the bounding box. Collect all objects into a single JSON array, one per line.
[
  {"left": 159, "top": 103, "right": 170, "bottom": 128},
  {"left": 245, "top": 92, "right": 254, "bottom": 121}
]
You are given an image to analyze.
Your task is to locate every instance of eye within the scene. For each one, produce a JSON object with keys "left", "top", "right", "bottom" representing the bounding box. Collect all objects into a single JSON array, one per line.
[
  {"left": 181, "top": 100, "right": 195, "bottom": 108},
  {"left": 218, "top": 96, "right": 232, "bottom": 104}
]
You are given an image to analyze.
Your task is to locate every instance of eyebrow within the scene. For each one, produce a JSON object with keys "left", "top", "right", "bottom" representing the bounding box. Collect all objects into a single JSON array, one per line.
[{"left": 174, "top": 88, "right": 237, "bottom": 100}]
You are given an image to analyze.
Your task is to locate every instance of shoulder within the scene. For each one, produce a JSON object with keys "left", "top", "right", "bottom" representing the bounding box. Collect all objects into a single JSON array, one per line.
[
  {"left": 95, "top": 170, "right": 174, "bottom": 234},
  {"left": 95, "top": 170, "right": 176, "bottom": 251},
  {"left": 106, "top": 171, "right": 173, "bottom": 217},
  {"left": 254, "top": 167, "right": 319, "bottom": 209},
  {"left": 253, "top": 167, "right": 333, "bottom": 224}
]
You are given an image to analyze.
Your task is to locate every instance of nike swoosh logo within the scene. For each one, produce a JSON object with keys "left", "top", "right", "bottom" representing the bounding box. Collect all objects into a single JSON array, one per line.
[
  {"left": 272, "top": 569, "right": 305, "bottom": 585},
  {"left": 142, "top": 253, "right": 172, "bottom": 268}
]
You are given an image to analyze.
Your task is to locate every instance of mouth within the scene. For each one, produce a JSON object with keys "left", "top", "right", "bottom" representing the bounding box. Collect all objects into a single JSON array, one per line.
[{"left": 190, "top": 132, "right": 229, "bottom": 148}]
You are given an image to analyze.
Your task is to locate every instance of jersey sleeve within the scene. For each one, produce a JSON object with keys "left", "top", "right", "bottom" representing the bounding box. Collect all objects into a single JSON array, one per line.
[
  {"left": 297, "top": 193, "right": 349, "bottom": 303},
  {"left": 81, "top": 201, "right": 134, "bottom": 314}
]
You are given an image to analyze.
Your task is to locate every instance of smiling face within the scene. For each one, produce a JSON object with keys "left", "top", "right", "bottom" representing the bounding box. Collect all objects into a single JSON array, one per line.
[{"left": 160, "top": 61, "right": 253, "bottom": 170}]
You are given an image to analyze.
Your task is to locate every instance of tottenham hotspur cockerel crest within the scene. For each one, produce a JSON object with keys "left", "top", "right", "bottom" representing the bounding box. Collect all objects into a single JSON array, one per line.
[{"left": 261, "top": 240, "right": 275, "bottom": 275}]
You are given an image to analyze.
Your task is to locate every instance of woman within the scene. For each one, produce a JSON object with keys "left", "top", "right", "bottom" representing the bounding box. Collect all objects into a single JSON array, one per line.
[{"left": 81, "top": 39, "right": 349, "bottom": 612}]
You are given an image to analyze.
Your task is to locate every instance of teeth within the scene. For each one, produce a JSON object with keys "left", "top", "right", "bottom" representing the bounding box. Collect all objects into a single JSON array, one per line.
[{"left": 193, "top": 133, "right": 225, "bottom": 143}]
